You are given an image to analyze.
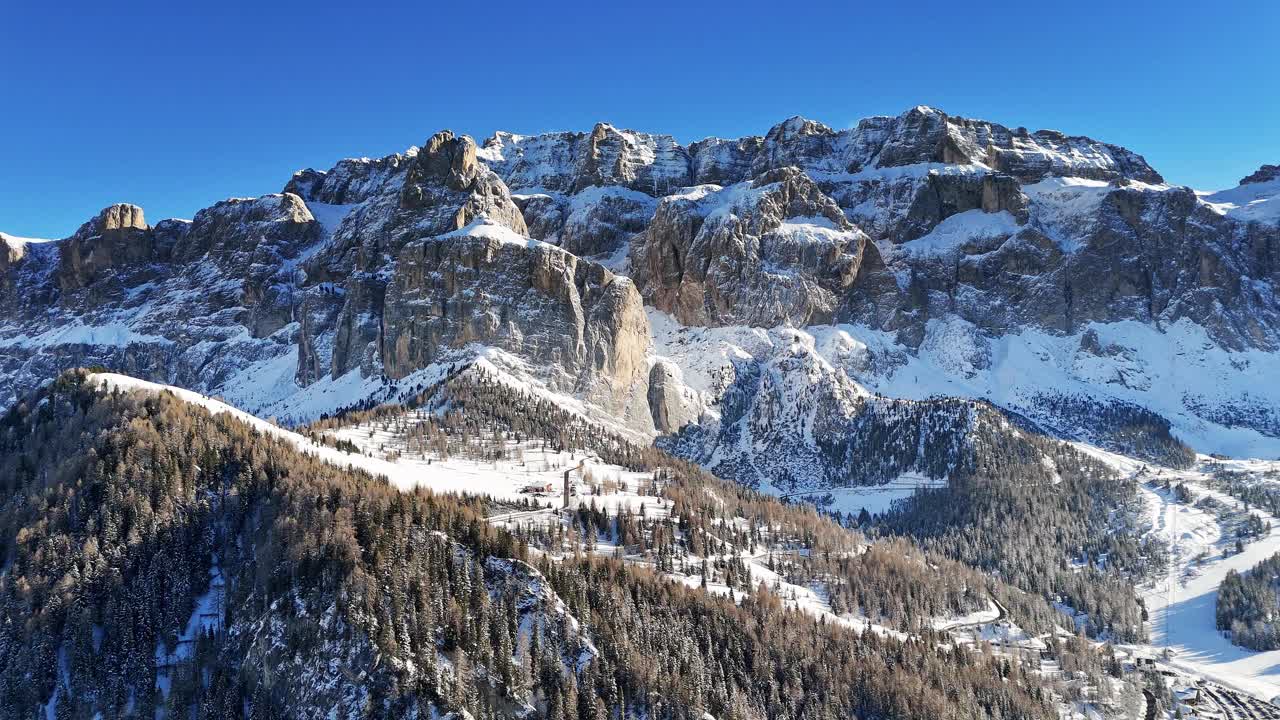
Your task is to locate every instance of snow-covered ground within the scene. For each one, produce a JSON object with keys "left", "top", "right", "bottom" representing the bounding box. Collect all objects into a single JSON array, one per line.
[
  {"left": 648, "top": 307, "right": 1280, "bottom": 460},
  {"left": 324, "top": 408, "right": 663, "bottom": 512},
  {"left": 1199, "top": 176, "right": 1280, "bottom": 226},
  {"left": 897, "top": 209, "right": 1021, "bottom": 256},
  {"left": 93, "top": 372, "right": 1000, "bottom": 643},
  {"left": 1074, "top": 444, "right": 1280, "bottom": 701},
  {"left": 91, "top": 371, "right": 653, "bottom": 510},
  {"left": 779, "top": 472, "right": 946, "bottom": 516}
]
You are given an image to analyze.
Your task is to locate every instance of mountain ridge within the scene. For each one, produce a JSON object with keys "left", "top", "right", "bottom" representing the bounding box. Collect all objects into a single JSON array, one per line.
[{"left": 2, "top": 105, "right": 1279, "bottom": 473}]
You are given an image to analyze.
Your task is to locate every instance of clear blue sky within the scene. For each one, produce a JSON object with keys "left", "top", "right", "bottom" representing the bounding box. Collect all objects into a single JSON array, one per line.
[{"left": 3, "top": 0, "right": 1277, "bottom": 238}]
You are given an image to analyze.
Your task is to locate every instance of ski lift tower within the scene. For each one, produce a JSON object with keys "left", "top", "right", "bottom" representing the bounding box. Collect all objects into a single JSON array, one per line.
[{"left": 564, "top": 460, "right": 585, "bottom": 509}]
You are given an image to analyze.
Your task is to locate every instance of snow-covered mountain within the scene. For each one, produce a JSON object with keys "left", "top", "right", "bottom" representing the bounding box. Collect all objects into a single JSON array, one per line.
[
  {"left": 3, "top": 105, "right": 1279, "bottom": 479},
  {"left": 11, "top": 103, "right": 1280, "bottom": 718}
]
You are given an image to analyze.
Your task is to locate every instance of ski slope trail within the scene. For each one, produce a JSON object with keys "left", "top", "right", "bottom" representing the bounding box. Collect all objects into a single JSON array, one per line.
[{"left": 1081, "top": 443, "right": 1280, "bottom": 701}]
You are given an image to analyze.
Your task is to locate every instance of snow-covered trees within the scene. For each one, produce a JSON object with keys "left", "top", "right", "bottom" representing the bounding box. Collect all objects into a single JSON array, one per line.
[{"left": 1217, "top": 554, "right": 1280, "bottom": 650}]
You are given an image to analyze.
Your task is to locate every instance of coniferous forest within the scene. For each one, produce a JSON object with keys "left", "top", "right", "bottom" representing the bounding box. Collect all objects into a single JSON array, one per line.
[
  {"left": 0, "top": 371, "right": 1108, "bottom": 720},
  {"left": 1218, "top": 553, "right": 1280, "bottom": 651}
]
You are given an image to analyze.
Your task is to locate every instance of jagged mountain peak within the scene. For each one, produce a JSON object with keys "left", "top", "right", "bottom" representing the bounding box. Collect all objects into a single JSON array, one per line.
[
  {"left": 1241, "top": 163, "right": 1280, "bottom": 185},
  {"left": 767, "top": 115, "right": 836, "bottom": 136},
  {"left": 2, "top": 106, "right": 1278, "bottom": 469},
  {"left": 282, "top": 106, "right": 1165, "bottom": 213}
]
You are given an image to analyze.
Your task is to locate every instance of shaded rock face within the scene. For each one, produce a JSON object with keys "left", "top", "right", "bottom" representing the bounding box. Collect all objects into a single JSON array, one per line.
[
  {"left": 286, "top": 153, "right": 412, "bottom": 205},
  {"left": 647, "top": 359, "right": 700, "bottom": 433},
  {"left": 177, "top": 194, "right": 321, "bottom": 339},
  {"left": 631, "top": 167, "right": 868, "bottom": 327},
  {"left": 382, "top": 223, "right": 651, "bottom": 422},
  {"left": 1241, "top": 165, "right": 1280, "bottom": 185},
  {"left": 2, "top": 105, "right": 1278, "bottom": 427},
  {"left": 296, "top": 131, "right": 530, "bottom": 381},
  {"left": 689, "top": 136, "right": 763, "bottom": 185},
  {"left": 0, "top": 238, "right": 22, "bottom": 275},
  {"left": 842, "top": 184, "right": 1280, "bottom": 350},
  {"left": 896, "top": 172, "right": 1029, "bottom": 241},
  {"left": 514, "top": 186, "right": 657, "bottom": 257},
  {"left": 58, "top": 204, "right": 155, "bottom": 291}
]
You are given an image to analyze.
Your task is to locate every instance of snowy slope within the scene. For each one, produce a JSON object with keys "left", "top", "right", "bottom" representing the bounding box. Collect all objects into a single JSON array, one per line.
[
  {"left": 650, "top": 309, "right": 1280, "bottom": 460},
  {"left": 1200, "top": 177, "right": 1280, "bottom": 226},
  {"left": 92, "top": 371, "right": 1002, "bottom": 643},
  {"left": 93, "top": 367, "right": 651, "bottom": 502},
  {"left": 1077, "top": 444, "right": 1280, "bottom": 700}
]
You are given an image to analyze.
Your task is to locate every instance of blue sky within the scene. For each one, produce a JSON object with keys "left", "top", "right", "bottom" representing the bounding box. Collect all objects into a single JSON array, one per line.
[{"left": 3, "top": 0, "right": 1277, "bottom": 238}]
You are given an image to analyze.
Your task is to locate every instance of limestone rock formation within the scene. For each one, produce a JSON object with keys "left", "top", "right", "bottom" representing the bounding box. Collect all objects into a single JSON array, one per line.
[
  {"left": 293, "top": 130, "right": 529, "bottom": 381},
  {"left": 631, "top": 167, "right": 867, "bottom": 327},
  {"left": 647, "top": 358, "right": 701, "bottom": 433},
  {"left": 176, "top": 194, "right": 321, "bottom": 338},
  {"left": 1240, "top": 164, "right": 1280, "bottom": 185},
  {"left": 1, "top": 105, "right": 1278, "bottom": 456},
  {"left": 479, "top": 123, "right": 691, "bottom": 196},
  {"left": 514, "top": 185, "right": 657, "bottom": 257},
  {"left": 838, "top": 106, "right": 1163, "bottom": 183},
  {"left": 57, "top": 203, "right": 155, "bottom": 291},
  {"left": 382, "top": 221, "right": 651, "bottom": 424}
]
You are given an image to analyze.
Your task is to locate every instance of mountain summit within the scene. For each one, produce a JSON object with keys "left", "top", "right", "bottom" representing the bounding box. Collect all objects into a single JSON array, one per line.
[{"left": 2, "top": 106, "right": 1279, "bottom": 465}]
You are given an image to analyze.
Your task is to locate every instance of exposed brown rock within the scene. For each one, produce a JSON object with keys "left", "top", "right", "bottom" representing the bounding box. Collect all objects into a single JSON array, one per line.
[
  {"left": 381, "top": 223, "right": 652, "bottom": 424},
  {"left": 632, "top": 167, "right": 867, "bottom": 327}
]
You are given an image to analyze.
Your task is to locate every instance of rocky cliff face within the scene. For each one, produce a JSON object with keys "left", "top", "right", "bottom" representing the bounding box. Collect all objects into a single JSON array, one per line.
[
  {"left": 1240, "top": 165, "right": 1280, "bottom": 185},
  {"left": 382, "top": 221, "right": 651, "bottom": 423},
  {"left": 0, "top": 126, "right": 653, "bottom": 429},
  {"left": 291, "top": 130, "right": 531, "bottom": 384},
  {"left": 3, "top": 107, "right": 1279, "bottom": 461},
  {"left": 630, "top": 167, "right": 868, "bottom": 327}
]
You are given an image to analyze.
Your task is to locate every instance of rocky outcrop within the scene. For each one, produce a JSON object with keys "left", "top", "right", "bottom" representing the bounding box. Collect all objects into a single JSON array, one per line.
[
  {"left": 750, "top": 117, "right": 848, "bottom": 177},
  {"left": 895, "top": 172, "right": 1030, "bottom": 241},
  {"left": 57, "top": 204, "right": 156, "bottom": 291},
  {"left": 631, "top": 167, "right": 868, "bottom": 327},
  {"left": 175, "top": 194, "right": 321, "bottom": 338},
  {"left": 0, "top": 236, "right": 22, "bottom": 272},
  {"left": 647, "top": 359, "right": 700, "bottom": 433},
  {"left": 689, "top": 136, "right": 763, "bottom": 185},
  {"left": 400, "top": 130, "right": 528, "bottom": 235},
  {"left": 845, "top": 182, "right": 1280, "bottom": 350},
  {"left": 382, "top": 221, "right": 651, "bottom": 423},
  {"left": 515, "top": 186, "right": 657, "bottom": 257},
  {"left": 840, "top": 106, "right": 1163, "bottom": 183},
  {"left": 480, "top": 123, "right": 692, "bottom": 196},
  {"left": 1240, "top": 164, "right": 1280, "bottom": 185},
  {"left": 89, "top": 203, "right": 146, "bottom": 233},
  {"left": 286, "top": 152, "right": 414, "bottom": 205},
  {"left": 303, "top": 130, "right": 530, "bottom": 381}
]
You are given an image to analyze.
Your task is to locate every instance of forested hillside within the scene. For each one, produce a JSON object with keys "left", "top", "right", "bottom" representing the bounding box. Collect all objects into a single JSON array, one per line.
[
  {"left": 871, "top": 407, "right": 1166, "bottom": 641},
  {"left": 0, "top": 371, "right": 1082, "bottom": 719},
  {"left": 1218, "top": 553, "right": 1280, "bottom": 650}
]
